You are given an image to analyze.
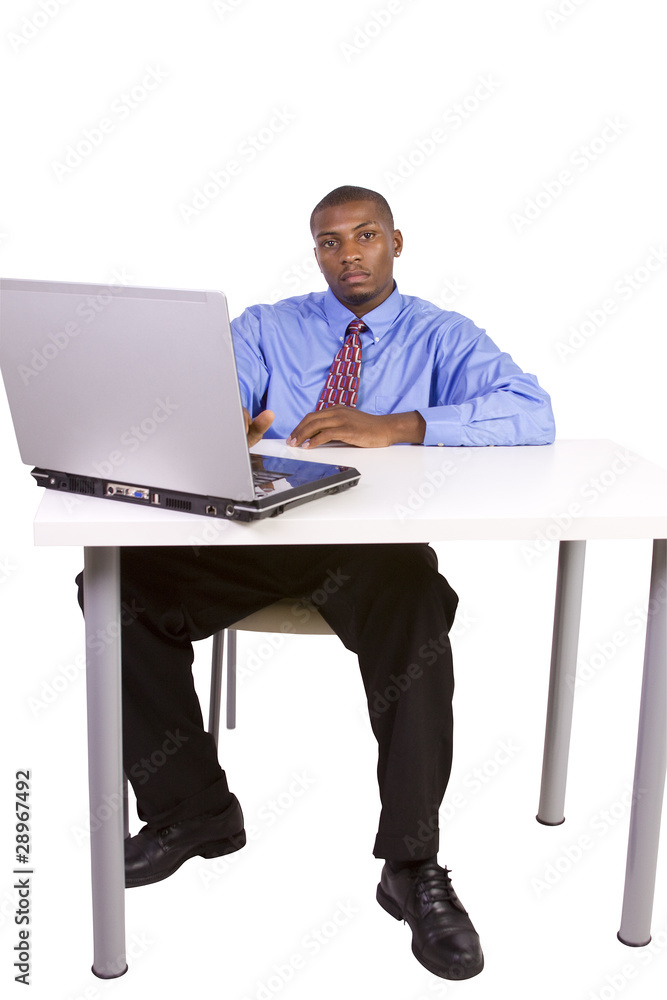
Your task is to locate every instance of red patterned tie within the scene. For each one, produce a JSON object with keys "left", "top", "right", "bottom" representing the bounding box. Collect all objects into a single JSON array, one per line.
[{"left": 316, "top": 319, "right": 367, "bottom": 410}]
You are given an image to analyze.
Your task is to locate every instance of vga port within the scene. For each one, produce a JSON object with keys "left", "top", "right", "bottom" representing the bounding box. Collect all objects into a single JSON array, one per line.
[{"left": 106, "top": 482, "right": 150, "bottom": 500}]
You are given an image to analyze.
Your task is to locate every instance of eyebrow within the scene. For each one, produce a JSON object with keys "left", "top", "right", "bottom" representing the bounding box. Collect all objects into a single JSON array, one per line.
[{"left": 315, "top": 220, "right": 379, "bottom": 239}]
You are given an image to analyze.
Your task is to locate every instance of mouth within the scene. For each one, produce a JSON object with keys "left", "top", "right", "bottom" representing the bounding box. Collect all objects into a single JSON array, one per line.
[{"left": 340, "top": 269, "right": 370, "bottom": 283}]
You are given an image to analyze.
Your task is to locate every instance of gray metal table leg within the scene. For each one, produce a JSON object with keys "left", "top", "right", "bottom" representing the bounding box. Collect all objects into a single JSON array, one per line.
[
  {"left": 84, "top": 546, "right": 127, "bottom": 979},
  {"left": 537, "top": 539, "right": 586, "bottom": 825},
  {"left": 618, "top": 538, "right": 667, "bottom": 946}
]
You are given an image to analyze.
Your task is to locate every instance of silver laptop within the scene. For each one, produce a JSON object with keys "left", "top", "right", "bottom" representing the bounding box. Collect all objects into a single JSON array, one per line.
[{"left": 0, "top": 278, "right": 360, "bottom": 521}]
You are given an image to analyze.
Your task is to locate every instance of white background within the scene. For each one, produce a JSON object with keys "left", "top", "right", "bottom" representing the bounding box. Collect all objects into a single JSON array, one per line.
[{"left": 1, "top": 1, "right": 666, "bottom": 998}]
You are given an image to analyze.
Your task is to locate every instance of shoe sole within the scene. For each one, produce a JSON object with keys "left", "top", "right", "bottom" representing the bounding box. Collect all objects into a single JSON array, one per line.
[
  {"left": 376, "top": 884, "right": 484, "bottom": 981},
  {"left": 125, "top": 829, "right": 246, "bottom": 888}
]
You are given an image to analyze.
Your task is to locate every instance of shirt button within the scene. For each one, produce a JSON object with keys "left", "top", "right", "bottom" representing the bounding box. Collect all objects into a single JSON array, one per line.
[
  {"left": 375, "top": 337, "right": 379, "bottom": 342},
  {"left": 437, "top": 442, "right": 444, "bottom": 447}
]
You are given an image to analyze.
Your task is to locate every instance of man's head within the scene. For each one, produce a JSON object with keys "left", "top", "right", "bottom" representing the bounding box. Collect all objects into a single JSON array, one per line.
[{"left": 310, "top": 185, "right": 402, "bottom": 317}]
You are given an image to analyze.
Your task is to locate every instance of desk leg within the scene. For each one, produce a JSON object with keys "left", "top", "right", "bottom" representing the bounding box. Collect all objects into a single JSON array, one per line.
[
  {"left": 84, "top": 546, "right": 127, "bottom": 978},
  {"left": 537, "top": 540, "right": 586, "bottom": 825},
  {"left": 618, "top": 538, "right": 667, "bottom": 946}
]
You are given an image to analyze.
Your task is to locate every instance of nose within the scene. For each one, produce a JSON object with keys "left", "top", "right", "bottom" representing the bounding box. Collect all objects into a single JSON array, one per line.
[{"left": 340, "top": 239, "right": 362, "bottom": 263}]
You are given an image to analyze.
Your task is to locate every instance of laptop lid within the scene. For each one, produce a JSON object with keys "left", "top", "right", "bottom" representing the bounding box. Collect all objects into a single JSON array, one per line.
[{"left": 0, "top": 277, "right": 257, "bottom": 502}]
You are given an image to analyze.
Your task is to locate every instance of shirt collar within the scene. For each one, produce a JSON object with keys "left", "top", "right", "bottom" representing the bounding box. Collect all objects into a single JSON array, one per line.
[{"left": 324, "top": 283, "right": 402, "bottom": 342}]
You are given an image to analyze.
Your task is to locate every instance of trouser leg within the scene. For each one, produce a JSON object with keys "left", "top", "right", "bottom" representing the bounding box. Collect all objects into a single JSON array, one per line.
[
  {"left": 76, "top": 542, "right": 458, "bottom": 851},
  {"left": 314, "top": 544, "right": 458, "bottom": 862}
]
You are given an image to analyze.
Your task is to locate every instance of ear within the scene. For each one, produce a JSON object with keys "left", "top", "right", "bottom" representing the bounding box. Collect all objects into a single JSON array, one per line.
[
  {"left": 313, "top": 245, "right": 323, "bottom": 273},
  {"left": 393, "top": 229, "right": 404, "bottom": 257}
]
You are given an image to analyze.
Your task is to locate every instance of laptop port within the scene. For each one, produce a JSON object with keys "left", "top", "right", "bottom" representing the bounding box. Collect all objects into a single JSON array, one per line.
[
  {"left": 205, "top": 505, "right": 217, "bottom": 516},
  {"left": 106, "top": 483, "right": 149, "bottom": 500}
]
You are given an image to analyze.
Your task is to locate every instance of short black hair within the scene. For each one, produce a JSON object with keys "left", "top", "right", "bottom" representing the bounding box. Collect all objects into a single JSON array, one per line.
[{"left": 310, "top": 185, "right": 394, "bottom": 233}]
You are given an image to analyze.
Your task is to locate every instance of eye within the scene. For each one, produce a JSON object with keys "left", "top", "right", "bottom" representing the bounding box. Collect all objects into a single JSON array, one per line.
[
  {"left": 321, "top": 239, "right": 338, "bottom": 249},
  {"left": 359, "top": 231, "right": 375, "bottom": 240}
]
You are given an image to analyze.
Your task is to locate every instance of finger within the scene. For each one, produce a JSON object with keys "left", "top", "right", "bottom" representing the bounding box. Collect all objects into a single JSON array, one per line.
[
  {"left": 247, "top": 409, "right": 274, "bottom": 447},
  {"left": 287, "top": 407, "right": 348, "bottom": 447}
]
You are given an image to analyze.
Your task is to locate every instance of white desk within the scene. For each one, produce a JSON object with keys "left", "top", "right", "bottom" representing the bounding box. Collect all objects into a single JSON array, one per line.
[{"left": 34, "top": 439, "right": 667, "bottom": 977}]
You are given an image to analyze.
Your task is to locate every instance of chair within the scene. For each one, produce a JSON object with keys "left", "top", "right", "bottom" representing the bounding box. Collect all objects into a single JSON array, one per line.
[
  {"left": 123, "top": 599, "right": 334, "bottom": 836},
  {"left": 207, "top": 598, "right": 335, "bottom": 741}
]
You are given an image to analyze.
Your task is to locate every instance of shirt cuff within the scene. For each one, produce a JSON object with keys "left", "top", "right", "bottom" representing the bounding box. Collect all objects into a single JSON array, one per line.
[{"left": 417, "top": 406, "right": 464, "bottom": 447}]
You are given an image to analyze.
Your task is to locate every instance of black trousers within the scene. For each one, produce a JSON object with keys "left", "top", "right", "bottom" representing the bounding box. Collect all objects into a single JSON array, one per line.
[{"left": 77, "top": 542, "right": 458, "bottom": 861}]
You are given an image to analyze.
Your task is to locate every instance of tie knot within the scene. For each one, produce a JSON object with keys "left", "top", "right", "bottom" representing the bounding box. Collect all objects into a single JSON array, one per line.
[{"left": 346, "top": 319, "right": 367, "bottom": 338}]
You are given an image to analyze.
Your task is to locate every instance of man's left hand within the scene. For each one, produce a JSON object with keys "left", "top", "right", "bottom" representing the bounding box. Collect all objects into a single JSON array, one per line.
[{"left": 286, "top": 407, "right": 426, "bottom": 449}]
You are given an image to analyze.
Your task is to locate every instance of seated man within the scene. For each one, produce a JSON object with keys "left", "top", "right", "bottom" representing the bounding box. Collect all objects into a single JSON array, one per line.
[{"left": 79, "top": 185, "right": 554, "bottom": 981}]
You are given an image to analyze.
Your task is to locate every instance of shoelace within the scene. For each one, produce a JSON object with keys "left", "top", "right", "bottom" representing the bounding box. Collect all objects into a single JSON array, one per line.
[{"left": 414, "top": 864, "right": 466, "bottom": 913}]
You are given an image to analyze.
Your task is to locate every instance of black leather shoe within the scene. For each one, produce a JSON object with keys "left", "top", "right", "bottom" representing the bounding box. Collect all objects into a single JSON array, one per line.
[
  {"left": 125, "top": 794, "right": 246, "bottom": 888},
  {"left": 377, "top": 861, "right": 484, "bottom": 980}
]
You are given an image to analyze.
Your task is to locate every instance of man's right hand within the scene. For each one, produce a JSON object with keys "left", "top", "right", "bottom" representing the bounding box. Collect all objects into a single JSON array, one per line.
[{"left": 243, "top": 407, "right": 275, "bottom": 447}]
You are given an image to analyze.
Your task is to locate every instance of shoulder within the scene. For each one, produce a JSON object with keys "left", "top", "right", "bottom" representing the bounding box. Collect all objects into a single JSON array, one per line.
[
  {"left": 233, "top": 291, "right": 327, "bottom": 328},
  {"left": 397, "top": 292, "right": 484, "bottom": 340}
]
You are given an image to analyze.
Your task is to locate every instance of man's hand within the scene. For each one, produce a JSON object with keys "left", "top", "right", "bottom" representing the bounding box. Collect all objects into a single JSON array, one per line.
[
  {"left": 243, "top": 407, "right": 274, "bottom": 447},
  {"left": 286, "top": 406, "right": 426, "bottom": 449}
]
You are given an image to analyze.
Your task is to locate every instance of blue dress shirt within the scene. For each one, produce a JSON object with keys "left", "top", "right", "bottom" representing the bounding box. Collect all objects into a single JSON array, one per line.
[{"left": 231, "top": 285, "right": 555, "bottom": 447}]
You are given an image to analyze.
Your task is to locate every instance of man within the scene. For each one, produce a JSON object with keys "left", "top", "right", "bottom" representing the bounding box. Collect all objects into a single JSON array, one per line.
[{"left": 86, "top": 186, "right": 554, "bottom": 981}]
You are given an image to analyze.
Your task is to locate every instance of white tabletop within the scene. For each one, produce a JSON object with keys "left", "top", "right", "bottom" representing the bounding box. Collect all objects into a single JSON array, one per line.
[{"left": 33, "top": 438, "right": 667, "bottom": 546}]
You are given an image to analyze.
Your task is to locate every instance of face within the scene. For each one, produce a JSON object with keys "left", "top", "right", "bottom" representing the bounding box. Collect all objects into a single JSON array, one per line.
[{"left": 311, "top": 199, "right": 403, "bottom": 316}]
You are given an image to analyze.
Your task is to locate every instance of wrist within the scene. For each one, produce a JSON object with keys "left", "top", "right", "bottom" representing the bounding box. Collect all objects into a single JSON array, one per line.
[{"left": 385, "top": 411, "right": 426, "bottom": 445}]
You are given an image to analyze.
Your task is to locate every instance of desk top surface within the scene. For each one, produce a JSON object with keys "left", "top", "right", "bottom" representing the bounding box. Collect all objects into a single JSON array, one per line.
[{"left": 33, "top": 439, "right": 667, "bottom": 546}]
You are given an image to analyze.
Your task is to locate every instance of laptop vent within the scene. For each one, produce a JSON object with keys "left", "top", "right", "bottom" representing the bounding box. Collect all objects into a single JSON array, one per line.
[
  {"left": 68, "top": 476, "right": 96, "bottom": 495},
  {"left": 165, "top": 497, "right": 192, "bottom": 511}
]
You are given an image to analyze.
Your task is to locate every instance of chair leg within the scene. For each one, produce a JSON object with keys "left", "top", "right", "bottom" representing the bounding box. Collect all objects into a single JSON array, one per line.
[
  {"left": 226, "top": 631, "right": 237, "bottom": 730},
  {"left": 209, "top": 631, "right": 225, "bottom": 748}
]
